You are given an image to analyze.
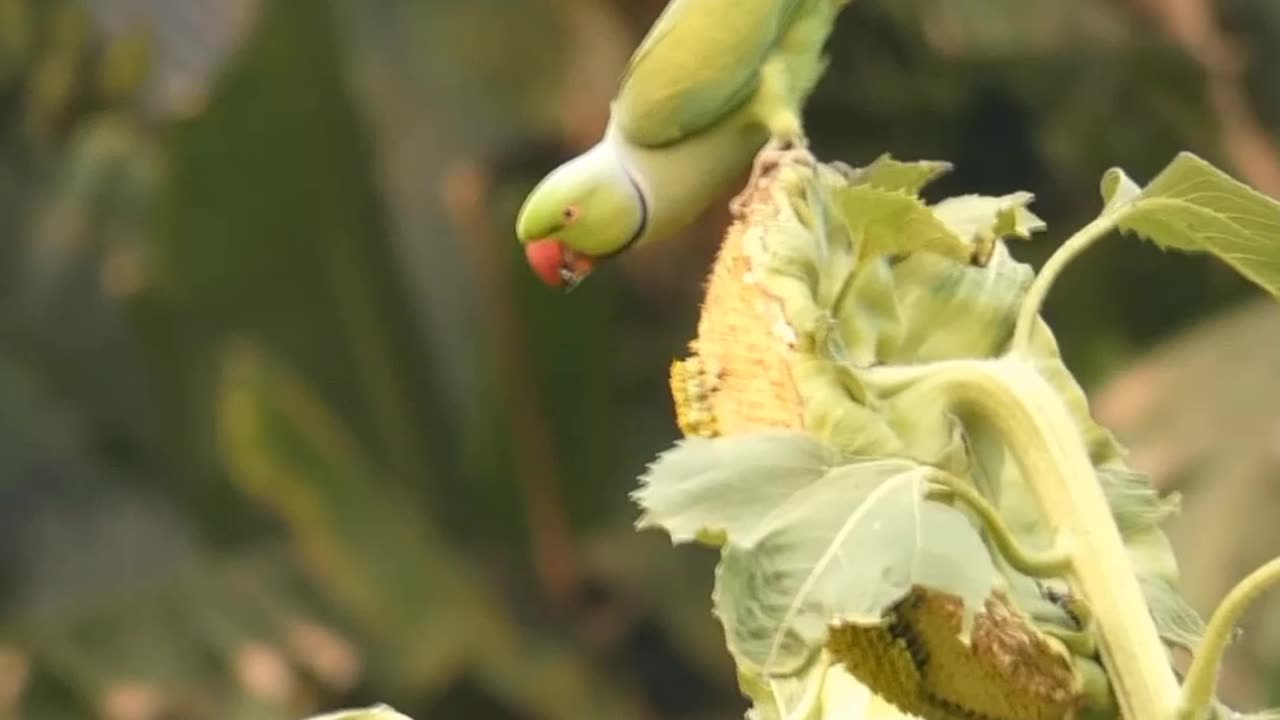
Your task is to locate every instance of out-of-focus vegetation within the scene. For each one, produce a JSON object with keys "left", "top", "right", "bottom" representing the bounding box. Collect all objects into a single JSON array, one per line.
[{"left": 0, "top": 0, "right": 1277, "bottom": 718}]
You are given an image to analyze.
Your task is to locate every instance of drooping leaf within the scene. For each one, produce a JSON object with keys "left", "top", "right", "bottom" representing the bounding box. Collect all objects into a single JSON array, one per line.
[
  {"left": 633, "top": 430, "right": 845, "bottom": 547},
  {"left": 738, "top": 655, "right": 825, "bottom": 720},
  {"left": 833, "top": 186, "right": 975, "bottom": 263},
  {"left": 930, "top": 192, "right": 1046, "bottom": 244},
  {"left": 1138, "top": 575, "right": 1207, "bottom": 653},
  {"left": 1096, "top": 468, "right": 1180, "bottom": 533},
  {"left": 1102, "top": 152, "right": 1280, "bottom": 301},
  {"left": 847, "top": 153, "right": 953, "bottom": 195},
  {"left": 711, "top": 460, "right": 998, "bottom": 675}
]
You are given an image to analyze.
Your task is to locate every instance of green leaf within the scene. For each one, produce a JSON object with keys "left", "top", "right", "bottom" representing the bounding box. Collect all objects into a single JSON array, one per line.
[
  {"left": 739, "top": 656, "right": 825, "bottom": 720},
  {"left": 834, "top": 186, "right": 976, "bottom": 263},
  {"left": 847, "top": 153, "right": 953, "bottom": 195},
  {"left": 712, "top": 460, "right": 999, "bottom": 675},
  {"left": 881, "top": 242, "right": 1033, "bottom": 365},
  {"left": 1139, "top": 575, "right": 1207, "bottom": 652},
  {"left": 632, "top": 431, "right": 846, "bottom": 547},
  {"left": 1104, "top": 152, "right": 1280, "bottom": 301},
  {"left": 931, "top": 192, "right": 1046, "bottom": 243},
  {"left": 1100, "top": 166, "right": 1141, "bottom": 210}
]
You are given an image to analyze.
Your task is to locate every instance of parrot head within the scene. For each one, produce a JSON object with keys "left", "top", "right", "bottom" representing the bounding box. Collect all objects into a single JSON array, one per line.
[{"left": 516, "top": 144, "right": 647, "bottom": 289}]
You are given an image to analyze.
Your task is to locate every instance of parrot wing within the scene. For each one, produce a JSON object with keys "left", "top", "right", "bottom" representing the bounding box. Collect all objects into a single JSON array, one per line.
[{"left": 612, "top": 0, "right": 805, "bottom": 148}]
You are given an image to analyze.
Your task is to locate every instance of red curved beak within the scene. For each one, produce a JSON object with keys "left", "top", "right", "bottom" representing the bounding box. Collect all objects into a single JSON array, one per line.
[{"left": 523, "top": 239, "right": 597, "bottom": 290}]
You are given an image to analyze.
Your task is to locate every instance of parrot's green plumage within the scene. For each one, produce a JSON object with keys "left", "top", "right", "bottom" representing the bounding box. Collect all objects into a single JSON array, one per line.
[{"left": 515, "top": 0, "right": 851, "bottom": 288}]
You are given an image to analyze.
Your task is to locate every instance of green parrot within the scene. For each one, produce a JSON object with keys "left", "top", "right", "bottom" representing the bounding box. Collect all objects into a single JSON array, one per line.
[{"left": 515, "top": 0, "right": 851, "bottom": 289}]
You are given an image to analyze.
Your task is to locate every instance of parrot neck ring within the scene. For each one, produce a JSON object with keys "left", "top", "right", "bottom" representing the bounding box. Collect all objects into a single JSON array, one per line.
[{"left": 597, "top": 168, "right": 649, "bottom": 260}]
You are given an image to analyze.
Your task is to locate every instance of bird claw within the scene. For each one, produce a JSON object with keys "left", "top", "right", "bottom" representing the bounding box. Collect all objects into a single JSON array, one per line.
[{"left": 730, "top": 136, "right": 814, "bottom": 217}]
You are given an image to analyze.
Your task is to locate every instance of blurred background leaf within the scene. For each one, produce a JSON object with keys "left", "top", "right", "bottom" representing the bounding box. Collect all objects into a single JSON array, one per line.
[{"left": 0, "top": 0, "right": 1278, "bottom": 717}]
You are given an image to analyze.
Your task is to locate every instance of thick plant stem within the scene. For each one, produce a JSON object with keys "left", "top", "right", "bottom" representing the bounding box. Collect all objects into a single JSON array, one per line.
[
  {"left": 865, "top": 357, "right": 1181, "bottom": 720},
  {"left": 1178, "top": 556, "right": 1280, "bottom": 720},
  {"left": 1011, "top": 214, "right": 1120, "bottom": 352}
]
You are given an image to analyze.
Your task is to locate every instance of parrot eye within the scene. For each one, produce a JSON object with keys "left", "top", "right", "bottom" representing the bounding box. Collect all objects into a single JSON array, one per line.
[{"left": 562, "top": 205, "right": 580, "bottom": 223}]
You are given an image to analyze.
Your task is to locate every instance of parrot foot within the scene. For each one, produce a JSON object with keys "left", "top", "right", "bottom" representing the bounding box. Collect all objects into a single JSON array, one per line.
[{"left": 730, "top": 136, "right": 816, "bottom": 217}]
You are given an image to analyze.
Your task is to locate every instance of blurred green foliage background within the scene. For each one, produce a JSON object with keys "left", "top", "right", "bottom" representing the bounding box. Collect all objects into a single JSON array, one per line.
[{"left": 1, "top": 0, "right": 1279, "bottom": 718}]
